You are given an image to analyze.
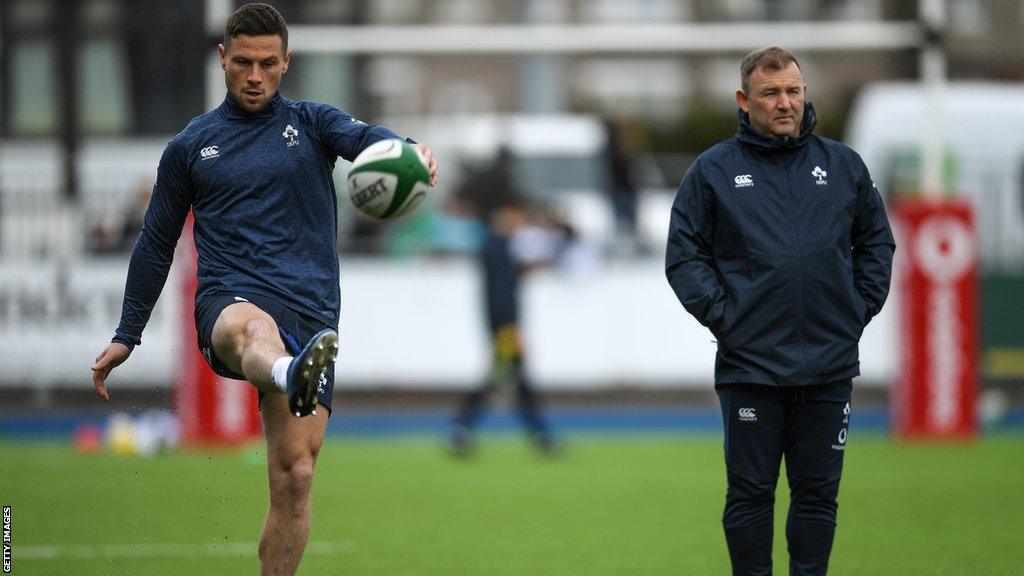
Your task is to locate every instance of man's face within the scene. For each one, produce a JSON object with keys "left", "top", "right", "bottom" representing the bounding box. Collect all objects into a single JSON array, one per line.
[
  {"left": 736, "top": 61, "right": 805, "bottom": 138},
  {"left": 219, "top": 34, "right": 291, "bottom": 113}
]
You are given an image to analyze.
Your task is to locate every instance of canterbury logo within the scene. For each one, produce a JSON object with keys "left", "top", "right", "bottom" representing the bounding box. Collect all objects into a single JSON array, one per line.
[
  {"left": 738, "top": 408, "right": 757, "bottom": 421},
  {"left": 200, "top": 146, "right": 219, "bottom": 160},
  {"left": 734, "top": 174, "right": 753, "bottom": 187}
]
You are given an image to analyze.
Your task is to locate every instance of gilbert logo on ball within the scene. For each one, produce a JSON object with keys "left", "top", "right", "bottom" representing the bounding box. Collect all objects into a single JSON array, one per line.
[{"left": 347, "top": 139, "right": 430, "bottom": 219}]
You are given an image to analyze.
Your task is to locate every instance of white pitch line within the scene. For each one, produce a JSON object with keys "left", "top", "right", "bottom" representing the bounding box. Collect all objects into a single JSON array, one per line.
[{"left": 15, "top": 541, "right": 354, "bottom": 560}]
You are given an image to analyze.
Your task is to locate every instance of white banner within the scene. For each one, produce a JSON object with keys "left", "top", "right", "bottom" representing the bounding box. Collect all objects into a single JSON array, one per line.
[
  {"left": 0, "top": 257, "right": 895, "bottom": 390},
  {"left": 0, "top": 259, "right": 181, "bottom": 388}
]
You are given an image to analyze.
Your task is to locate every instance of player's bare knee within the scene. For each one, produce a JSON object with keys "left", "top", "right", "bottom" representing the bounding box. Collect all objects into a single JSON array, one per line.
[
  {"left": 307, "top": 441, "right": 322, "bottom": 462},
  {"left": 270, "top": 458, "right": 314, "bottom": 513},
  {"left": 212, "top": 309, "right": 257, "bottom": 354},
  {"left": 271, "top": 450, "right": 316, "bottom": 487},
  {"left": 243, "top": 316, "right": 278, "bottom": 347},
  {"left": 287, "top": 461, "right": 314, "bottom": 496},
  {"left": 213, "top": 305, "right": 275, "bottom": 348}
]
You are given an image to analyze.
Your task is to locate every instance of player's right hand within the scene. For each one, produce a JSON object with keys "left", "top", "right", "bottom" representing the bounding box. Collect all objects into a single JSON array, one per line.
[
  {"left": 91, "top": 342, "right": 132, "bottom": 401},
  {"left": 413, "top": 143, "right": 439, "bottom": 187}
]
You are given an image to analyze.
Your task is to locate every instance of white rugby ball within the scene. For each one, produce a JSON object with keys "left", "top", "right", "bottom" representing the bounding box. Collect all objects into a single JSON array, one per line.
[{"left": 347, "top": 139, "right": 430, "bottom": 219}]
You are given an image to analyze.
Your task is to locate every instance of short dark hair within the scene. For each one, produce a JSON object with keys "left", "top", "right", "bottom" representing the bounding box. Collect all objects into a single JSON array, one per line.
[
  {"left": 740, "top": 47, "right": 801, "bottom": 93},
  {"left": 224, "top": 3, "right": 289, "bottom": 51}
]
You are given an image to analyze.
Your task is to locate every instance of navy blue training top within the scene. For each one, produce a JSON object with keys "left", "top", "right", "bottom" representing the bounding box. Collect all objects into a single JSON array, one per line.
[
  {"left": 113, "top": 92, "right": 402, "bottom": 347},
  {"left": 665, "top": 104, "right": 895, "bottom": 386}
]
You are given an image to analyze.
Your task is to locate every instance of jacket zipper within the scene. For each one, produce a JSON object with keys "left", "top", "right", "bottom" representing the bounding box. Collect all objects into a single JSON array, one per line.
[{"left": 782, "top": 158, "right": 808, "bottom": 377}]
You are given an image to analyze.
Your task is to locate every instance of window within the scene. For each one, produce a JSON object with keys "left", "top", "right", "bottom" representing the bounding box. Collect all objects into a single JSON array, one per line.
[
  {"left": 8, "top": 39, "right": 59, "bottom": 135},
  {"left": 2, "top": 1, "right": 58, "bottom": 136},
  {"left": 949, "top": 0, "right": 991, "bottom": 36},
  {"left": 0, "top": 0, "right": 205, "bottom": 137},
  {"left": 292, "top": 54, "right": 357, "bottom": 110}
]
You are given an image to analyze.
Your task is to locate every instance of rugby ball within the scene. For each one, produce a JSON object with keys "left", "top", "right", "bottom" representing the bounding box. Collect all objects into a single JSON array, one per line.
[{"left": 347, "top": 139, "right": 430, "bottom": 219}]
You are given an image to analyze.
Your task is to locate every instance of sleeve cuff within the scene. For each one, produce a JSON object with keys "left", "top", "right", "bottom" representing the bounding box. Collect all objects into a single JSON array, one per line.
[{"left": 112, "top": 333, "right": 140, "bottom": 352}]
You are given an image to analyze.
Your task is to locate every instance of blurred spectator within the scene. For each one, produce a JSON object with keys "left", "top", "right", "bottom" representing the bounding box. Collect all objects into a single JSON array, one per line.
[
  {"left": 425, "top": 196, "right": 487, "bottom": 255},
  {"left": 344, "top": 211, "right": 388, "bottom": 255},
  {"left": 456, "top": 146, "right": 521, "bottom": 223},
  {"left": 86, "top": 182, "right": 151, "bottom": 254},
  {"left": 380, "top": 197, "right": 486, "bottom": 258},
  {"left": 603, "top": 118, "right": 641, "bottom": 256},
  {"left": 119, "top": 185, "right": 152, "bottom": 251},
  {"left": 87, "top": 220, "right": 121, "bottom": 255}
]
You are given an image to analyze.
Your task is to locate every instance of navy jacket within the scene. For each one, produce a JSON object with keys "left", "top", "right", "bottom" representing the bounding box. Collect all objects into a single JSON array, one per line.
[
  {"left": 113, "top": 92, "right": 401, "bottom": 347},
  {"left": 665, "top": 104, "right": 895, "bottom": 386}
]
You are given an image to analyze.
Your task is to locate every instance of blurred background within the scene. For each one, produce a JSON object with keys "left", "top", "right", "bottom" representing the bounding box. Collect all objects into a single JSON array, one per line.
[
  {"left": 2, "top": 0, "right": 1023, "bottom": 426},
  {"left": 1, "top": 1, "right": 1024, "bottom": 573}
]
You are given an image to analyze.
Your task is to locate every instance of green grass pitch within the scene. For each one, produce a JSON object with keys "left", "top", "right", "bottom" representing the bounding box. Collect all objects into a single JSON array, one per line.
[{"left": 2, "top": 434, "right": 1023, "bottom": 575}]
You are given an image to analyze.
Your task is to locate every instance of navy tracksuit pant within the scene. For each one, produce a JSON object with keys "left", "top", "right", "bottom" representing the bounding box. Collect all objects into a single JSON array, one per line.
[{"left": 716, "top": 380, "right": 852, "bottom": 576}]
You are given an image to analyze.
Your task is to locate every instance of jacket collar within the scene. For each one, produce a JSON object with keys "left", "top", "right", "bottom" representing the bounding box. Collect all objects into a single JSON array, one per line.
[
  {"left": 218, "top": 91, "right": 284, "bottom": 120},
  {"left": 735, "top": 102, "right": 817, "bottom": 152}
]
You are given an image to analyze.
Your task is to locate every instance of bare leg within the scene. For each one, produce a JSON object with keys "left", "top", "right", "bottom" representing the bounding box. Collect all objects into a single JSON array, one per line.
[
  {"left": 258, "top": 393, "right": 329, "bottom": 576},
  {"left": 211, "top": 303, "right": 288, "bottom": 392}
]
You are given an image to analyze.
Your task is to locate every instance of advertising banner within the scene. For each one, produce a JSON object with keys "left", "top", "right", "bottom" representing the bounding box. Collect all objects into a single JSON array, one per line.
[
  {"left": 174, "top": 216, "right": 262, "bottom": 446},
  {"left": 893, "top": 199, "right": 978, "bottom": 439}
]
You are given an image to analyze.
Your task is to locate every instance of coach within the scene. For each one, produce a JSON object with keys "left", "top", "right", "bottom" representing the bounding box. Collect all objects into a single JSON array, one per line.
[{"left": 665, "top": 47, "right": 895, "bottom": 575}]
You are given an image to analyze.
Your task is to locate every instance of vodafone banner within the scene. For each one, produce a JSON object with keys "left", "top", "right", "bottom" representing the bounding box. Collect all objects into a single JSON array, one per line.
[
  {"left": 893, "top": 199, "right": 978, "bottom": 439},
  {"left": 174, "top": 216, "right": 262, "bottom": 446}
]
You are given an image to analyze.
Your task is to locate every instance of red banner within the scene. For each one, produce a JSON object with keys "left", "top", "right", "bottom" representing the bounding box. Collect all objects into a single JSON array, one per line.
[
  {"left": 174, "top": 214, "right": 263, "bottom": 446},
  {"left": 893, "top": 199, "right": 978, "bottom": 440}
]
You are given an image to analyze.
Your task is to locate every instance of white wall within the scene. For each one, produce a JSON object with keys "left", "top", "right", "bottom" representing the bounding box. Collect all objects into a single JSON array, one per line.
[
  {"left": 0, "top": 257, "right": 896, "bottom": 390},
  {"left": 0, "top": 259, "right": 181, "bottom": 388}
]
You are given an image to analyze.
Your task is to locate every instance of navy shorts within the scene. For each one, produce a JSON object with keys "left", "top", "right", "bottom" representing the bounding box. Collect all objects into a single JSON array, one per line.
[{"left": 194, "top": 291, "right": 336, "bottom": 412}]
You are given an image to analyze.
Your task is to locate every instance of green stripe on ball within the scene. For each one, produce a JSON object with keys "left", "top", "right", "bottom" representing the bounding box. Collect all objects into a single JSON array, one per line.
[{"left": 347, "top": 139, "right": 430, "bottom": 219}]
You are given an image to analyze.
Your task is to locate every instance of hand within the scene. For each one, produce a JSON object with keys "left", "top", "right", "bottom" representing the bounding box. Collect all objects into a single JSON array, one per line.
[
  {"left": 414, "top": 144, "right": 439, "bottom": 186},
  {"left": 91, "top": 342, "right": 132, "bottom": 401}
]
